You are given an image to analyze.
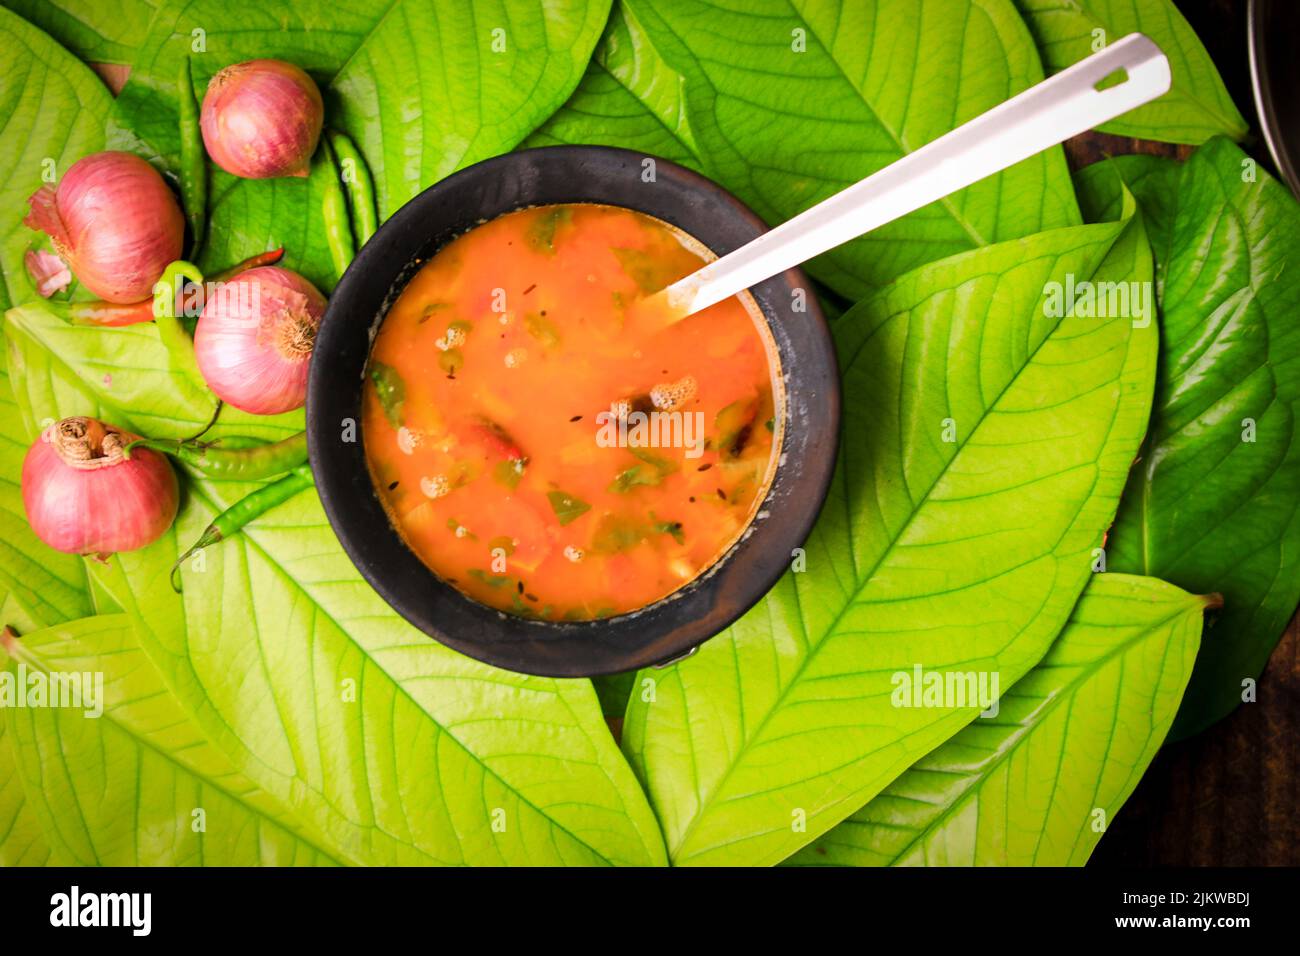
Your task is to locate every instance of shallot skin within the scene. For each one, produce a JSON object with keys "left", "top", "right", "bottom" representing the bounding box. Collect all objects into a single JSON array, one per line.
[
  {"left": 194, "top": 266, "right": 325, "bottom": 415},
  {"left": 22, "top": 418, "right": 179, "bottom": 555},
  {"left": 23, "top": 248, "right": 72, "bottom": 297},
  {"left": 23, "top": 151, "right": 184, "bottom": 303},
  {"left": 201, "top": 60, "right": 324, "bottom": 179}
]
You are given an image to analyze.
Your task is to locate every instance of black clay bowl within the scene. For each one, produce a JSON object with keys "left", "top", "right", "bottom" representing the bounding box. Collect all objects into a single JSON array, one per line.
[{"left": 307, "top": 146, "right": 839, "bottom": 677}]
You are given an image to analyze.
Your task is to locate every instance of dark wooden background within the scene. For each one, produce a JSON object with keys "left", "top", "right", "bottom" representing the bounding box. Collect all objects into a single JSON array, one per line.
[{"left": 1065, "top": 0, "right": 1300, "bottom": 867}]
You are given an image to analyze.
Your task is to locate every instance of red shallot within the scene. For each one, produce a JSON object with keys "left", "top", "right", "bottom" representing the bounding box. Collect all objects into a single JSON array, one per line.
[
  {"left": 22, "top": 417, "right": 179, "bottom": 555},
  {"left": 23, "top": 248, "right": 72, "bottom": 297},
  {"left": 23, "top": 151, "right": 184, "bottom": 303},
  {"left": 193, "top": 265, "right": 325, "bottom": 414},
  {"left": 200, "top": 60, "right": 324, "bottom": 179}
]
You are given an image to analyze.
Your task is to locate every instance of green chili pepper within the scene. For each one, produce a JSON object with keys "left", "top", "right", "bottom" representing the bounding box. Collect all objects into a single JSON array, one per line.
[
  {"left": 153, "top": 260, "right": 204, "bottom": 318},
  {"left": 48, "top": 250, "right": 281, "bottom": 327},
  {"left": 152, "top": 259, "right": 208, "bottom": 398},
  {"left": 127, "top": 431, "right": 308, "bottom": 480},
  {"left": 178, "top": 57, "right": 207, "bottom": 260},
  {"left": 319, "top": 139, "right": 355, "bottom": 281},
  {"left": 327, "top": 129, "right": 378, "bottom": 246},
  {"left": 528, "top": 207, "right": 572, "bottom": 255},
  {"left": 171, "top": 465, "right": 314, "bottom": 591},
  {"left": 369, "top": 361, "right": 406, "bottom": 428},
  {"left": 190, "top": 435, "right": 263, "bottom": 450},
  {"left": 153, "top": 261, "right": 203, "bottom": 340}
]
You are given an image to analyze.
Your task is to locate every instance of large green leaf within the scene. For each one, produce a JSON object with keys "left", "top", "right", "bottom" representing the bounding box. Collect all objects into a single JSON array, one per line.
[
  {"left": 599, "top": 0, "right": 1081, "bottom": 298},
  {"left": 0, "top": 594, "right": 57, "bottom": 868},
  {"left": 2, "top": 615, "right": 341, "bottom": 865},
  {"left": 1012, "top": 0, "right": 1246, "bottom": 144},
  {"left": 523, "top": 59, "right": 699, "bottom": 167},
  {"left": 109, "top": 0, "right": 611, "bottom": 291},
  {"left": 592, "top": 670, "right": 639, "bottom": 720},
  {"left": 1080, "top": 139, "right": 1300, "bottom": 739},
  {"left": 0, "top": 717, "right": 51, "bottom": 866},
  {"left": 622, "top": 210, "right": 1158, "bottom": 866},
  {"left": 199, "top": 147, "right": 351, "bottom": 294},
  {"left": 789, "top": 574, "right": 1207, "bottom": 866},
  {"left": 0, "top": 631, "right": 54, "bottom": 866},
  {"left": 5, "top": 305, "right": 284, "bottom": 440},
  {"left": 0, "top": 0, "right": 160, "bottom": 65},
  {"left": 2, "top": 301, "right": 668, "bottom": 867},
  {"left": 331, "top": 0, "right": 612, "bottom": 216},
  {"left": 0, "top": 5, "right": 113, "bottom": 310}
]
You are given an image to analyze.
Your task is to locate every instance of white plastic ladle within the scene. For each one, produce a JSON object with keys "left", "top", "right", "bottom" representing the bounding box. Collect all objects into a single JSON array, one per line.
[{"left": 652, "top": 33, "right": 1172, "bottom": 320}]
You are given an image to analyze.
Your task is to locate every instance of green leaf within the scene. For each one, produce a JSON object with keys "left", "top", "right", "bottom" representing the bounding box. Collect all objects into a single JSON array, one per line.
[
  {"left": 0, "top": 6, "right": 112, "bottom": 311},
  {"left": 3, "top": 301, "right": 668, "bottom": 867},
  {"left": 612, "top": 245, "right": 671, "bottom": 293},
  {"left": 548, "top": 489, "right": 593, "bottom": 525},
  {"left": 198, "top": 161, "right": 341, "bottom": 295},
  {"left": 493, "top": 458, "right": 526, "bottom": 490},
  {"left": 610, "top": 447, "right": 677, "bottom": 493},
  {"left": 600, "top": 0, "right": 1081, "bottom": 297},
  {"left": 524, "top": 60, "right": 700, "bottom": 168},
  {"left": 526, "top": 207, "right": 574, "bottom": 255},
  {"left": 0, "top": 638, "right": 54, "bottom": 865},
  {"left": 5, "top": 303, "right": 282, "bottom": 440},
  {"left": 789, "top": 574, "right": 1207, "bottom": 866},
  {"left": 0, "top": 0, "right": 160, "bottom": 65},
  {"left": 1012, "top": 0, "right": 1247, "bottom": 145},
  {"left": 590, "top": 513, "right": 647, "bottom": 554},
  {"left": 523, "top": 311, "right": 562, "bottom": 348},
  {"left": 2, "top": 616, "right": 343, "bottom": 865},
  {"left": 331, "top": 0, "right": 612, "bottom": 216},
  {"left": 653, "top": 517, "right": 685, "bottom": 544},
  {"left": 0, "top": 718, "right": 52, "bottom": 865},
  {"left": 108, "top": 0, "right": 610, "bottom": 291},
  {"left": 368, "top": 361, "right": 406, "bottom": 430},
  {"left": 593, "top": 670, "right": 638, "bottom": 720},
  {"left": 1080, "top": 139, "right": 1300, "bottom": 739},
  {"left": 622, "top": 210, "right": 1158, "bottom": 866}
]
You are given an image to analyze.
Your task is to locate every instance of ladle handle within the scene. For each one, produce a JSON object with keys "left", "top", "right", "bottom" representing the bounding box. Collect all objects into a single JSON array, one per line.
[{"left": 659, "top": 33, "right": 1171, "bottom": 318}]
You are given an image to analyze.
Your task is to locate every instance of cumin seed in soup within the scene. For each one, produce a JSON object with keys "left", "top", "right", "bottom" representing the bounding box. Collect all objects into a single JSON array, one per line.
[{"left": 363, "top": 203, "right": 782, "bottom": 621}]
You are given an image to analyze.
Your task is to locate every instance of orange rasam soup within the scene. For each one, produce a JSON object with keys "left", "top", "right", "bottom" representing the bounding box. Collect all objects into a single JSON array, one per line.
[{"left": 362, "top": 204, "right": 783, "bottom": 620}]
